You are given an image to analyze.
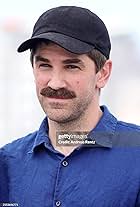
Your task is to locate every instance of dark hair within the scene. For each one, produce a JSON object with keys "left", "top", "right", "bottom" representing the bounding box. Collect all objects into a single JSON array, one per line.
[
  {"left": 87, "top": 49, "right": 107, "bottom": 73},
  {"left": 30, "top": 41, "right": 107, "bottom": 73}
]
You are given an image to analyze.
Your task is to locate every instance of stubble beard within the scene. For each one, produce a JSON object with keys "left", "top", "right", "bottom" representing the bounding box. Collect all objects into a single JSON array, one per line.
[{"left": 38, "top": 93, "right": 94, "bottom": 124}]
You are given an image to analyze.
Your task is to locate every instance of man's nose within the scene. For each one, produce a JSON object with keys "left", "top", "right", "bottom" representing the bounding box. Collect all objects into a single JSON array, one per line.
[{"left": 47, "top": 72, "right": 67, "bottom": 90}]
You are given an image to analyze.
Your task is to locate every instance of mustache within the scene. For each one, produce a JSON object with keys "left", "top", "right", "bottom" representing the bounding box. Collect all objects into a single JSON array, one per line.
[{"left": 40, "top": 87, "right": 76, "bottom": 99}]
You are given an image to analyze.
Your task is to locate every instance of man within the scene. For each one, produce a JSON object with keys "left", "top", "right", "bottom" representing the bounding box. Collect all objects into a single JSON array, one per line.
[{"left": 1, "top": 6, "right": 140, "bottom": 207}]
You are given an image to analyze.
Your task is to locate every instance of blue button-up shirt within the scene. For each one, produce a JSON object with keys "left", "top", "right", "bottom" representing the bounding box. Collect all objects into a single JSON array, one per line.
[
  {"left": 0, "top": 157, "right": 9, "bottom": 202},
  {"left": 1, "top": 106, "right": 140, "bottom": 206}
]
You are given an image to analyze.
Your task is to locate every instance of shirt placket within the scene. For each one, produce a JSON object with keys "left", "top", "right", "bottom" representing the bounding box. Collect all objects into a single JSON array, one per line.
[{"left": 53, "top": 157, "right": 69, "bottom": 207}]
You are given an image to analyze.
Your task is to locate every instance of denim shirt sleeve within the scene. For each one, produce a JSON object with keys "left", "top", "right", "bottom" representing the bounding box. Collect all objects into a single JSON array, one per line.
[
  {"left": 0, "top": 149, "right": 9, "bottom": 202},
  {"left": 135, "top": 189, "right": 140, "bottom": 207}
]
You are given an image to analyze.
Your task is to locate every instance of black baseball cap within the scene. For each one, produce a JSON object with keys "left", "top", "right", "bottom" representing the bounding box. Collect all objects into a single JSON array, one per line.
[{"left": 17, "top": 6, "right": 111, "bottom": 59}]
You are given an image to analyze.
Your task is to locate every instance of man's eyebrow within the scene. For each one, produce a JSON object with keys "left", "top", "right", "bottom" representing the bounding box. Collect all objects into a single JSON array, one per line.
[
  {"left": 34, "top": 55, "right": 50, "bottom": 63},
  {"left": 34, "top": 56, "right": 85, "bottom": 67},
  {"left": 62, "top": 58, "right": 85, "bottom": 67}
]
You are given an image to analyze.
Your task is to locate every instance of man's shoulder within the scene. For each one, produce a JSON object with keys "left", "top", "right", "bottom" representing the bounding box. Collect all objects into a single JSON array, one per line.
[
  {"left": 114, "top": 120, "right": 140, "bottom": 147},
  {"left": 0, "top": 131, "right": 38, "bottom": 156},
  {"left": 116, "top": 120, "right": 140, "bottom": 131}
]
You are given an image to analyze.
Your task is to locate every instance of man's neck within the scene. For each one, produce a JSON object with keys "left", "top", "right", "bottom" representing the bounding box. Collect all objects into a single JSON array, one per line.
[{"left": 48, "top": 105, "right": 103, "bottom": 156}]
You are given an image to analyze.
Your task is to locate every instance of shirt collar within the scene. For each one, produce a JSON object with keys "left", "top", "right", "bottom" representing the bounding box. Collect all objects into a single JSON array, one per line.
[
  {"left": 29, "top": 105, "right": 117, "bottom": 153},
  {"left": 28, "top": 118, "right": 50, "bottom": 153},
  {"left": 88, "top": 105, "right": 117, "bottom": 148}
]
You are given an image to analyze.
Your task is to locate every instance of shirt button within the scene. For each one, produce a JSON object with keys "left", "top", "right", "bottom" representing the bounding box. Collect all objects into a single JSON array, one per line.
[
  {"left": 55, "top": 201, "right": 61, "bottom": 206},
  {"left": 62, "top": 160, "right": 68, "bottom": 167}
]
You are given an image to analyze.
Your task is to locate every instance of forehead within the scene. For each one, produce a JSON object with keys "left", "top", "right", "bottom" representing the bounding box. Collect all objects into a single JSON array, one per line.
[
  {"left": 33, "top": 42, "right": 85, "bottom": 59},
  {"left": 32, "top": 42, "right": 97, "bottom": 73},
  {"left": 32, "top": 41, "right": 97, "bottom": 70}
]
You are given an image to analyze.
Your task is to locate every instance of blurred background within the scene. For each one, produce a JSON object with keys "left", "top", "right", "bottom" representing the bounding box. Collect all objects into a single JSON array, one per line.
[{"left": 0, "top": 0, "right": 140, "bottom": 146}]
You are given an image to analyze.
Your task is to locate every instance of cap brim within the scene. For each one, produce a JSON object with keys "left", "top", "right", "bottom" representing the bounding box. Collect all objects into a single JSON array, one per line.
[{"left": 17, "top": 32, "right": 94, "bottom": 54}]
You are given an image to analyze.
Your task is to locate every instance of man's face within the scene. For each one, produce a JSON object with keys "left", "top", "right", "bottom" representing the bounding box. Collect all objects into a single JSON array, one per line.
[{"left": 33, "top": 43, "right": 104, "bottom": 123}]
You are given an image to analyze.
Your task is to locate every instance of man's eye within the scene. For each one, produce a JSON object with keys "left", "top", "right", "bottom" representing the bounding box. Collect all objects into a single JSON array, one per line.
[
  {"left": 39, "top": 64, "right": 52, "bottom": 68},
  {"left": 66, "top": 65, "right": 80, "bottom": 69}
]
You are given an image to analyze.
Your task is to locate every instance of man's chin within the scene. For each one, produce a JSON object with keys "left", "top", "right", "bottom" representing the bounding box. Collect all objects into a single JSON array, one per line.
[{"left": 46, "top": 111, "right": 74, "bottom": 123}]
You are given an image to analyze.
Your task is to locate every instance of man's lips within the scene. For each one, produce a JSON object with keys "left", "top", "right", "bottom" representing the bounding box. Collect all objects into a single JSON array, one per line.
[{"left": 46, "top": 96, "right": 73, "bottom": 99}]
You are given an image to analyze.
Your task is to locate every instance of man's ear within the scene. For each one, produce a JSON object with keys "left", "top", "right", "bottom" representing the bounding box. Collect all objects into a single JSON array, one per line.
[{"left": 96, "top": 60, "right": 112, "bottom": 89}]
